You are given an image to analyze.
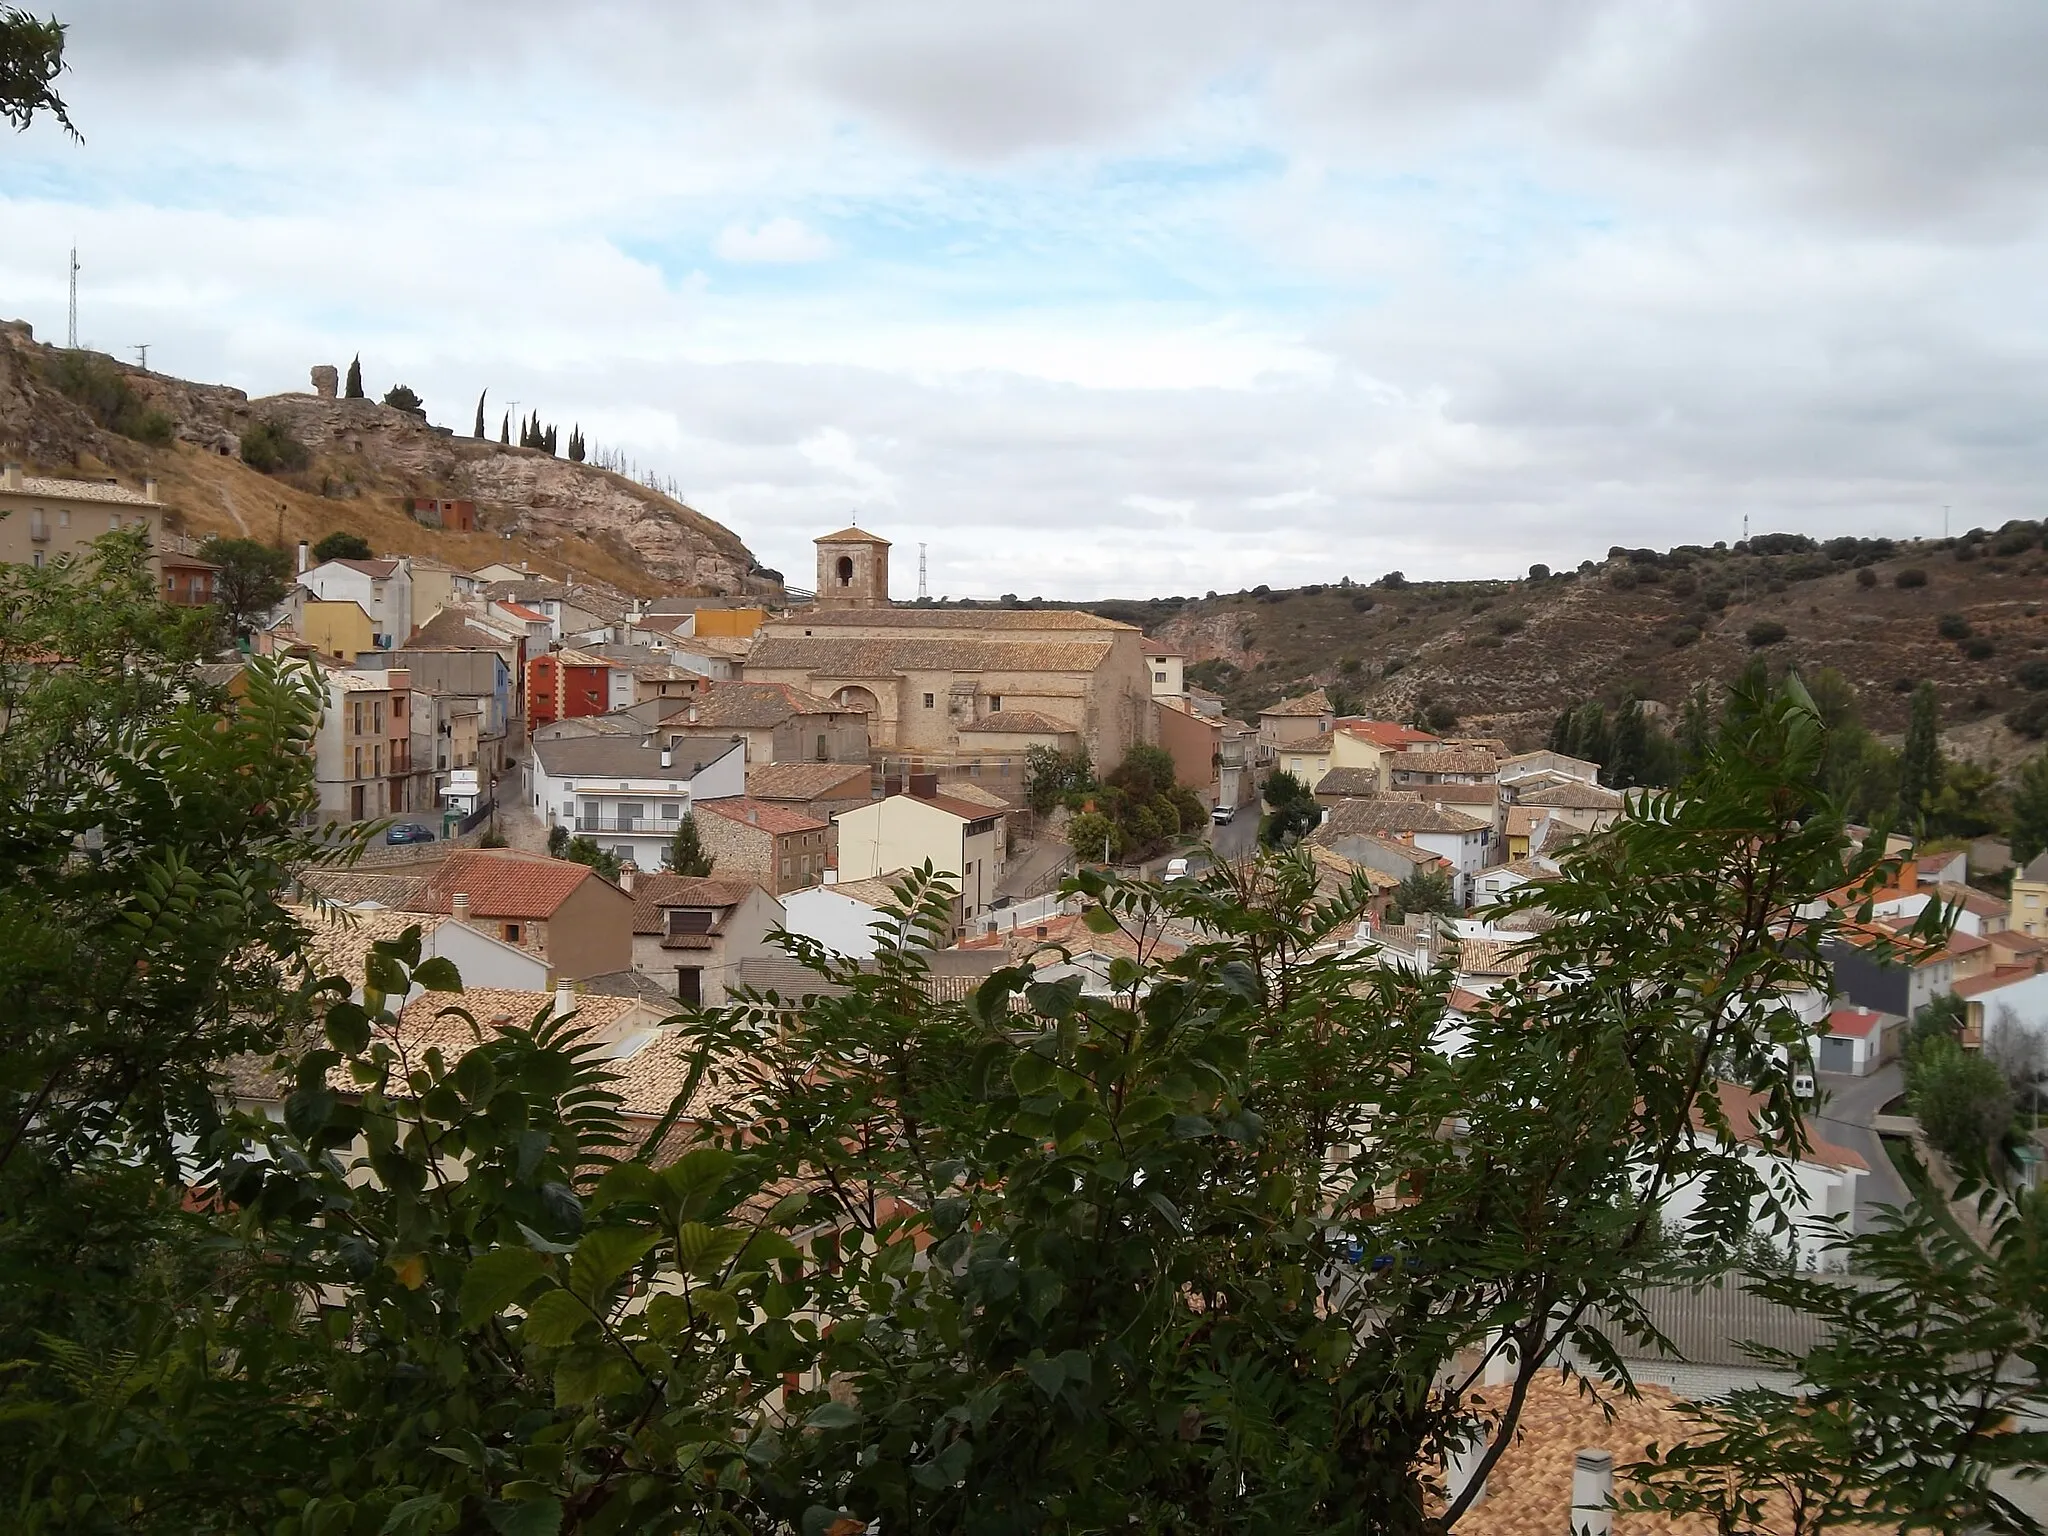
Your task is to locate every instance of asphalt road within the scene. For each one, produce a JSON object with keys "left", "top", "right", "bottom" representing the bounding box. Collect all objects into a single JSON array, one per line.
[
  {"left": 1812, "top": 1063, "right": 1908, "bottom": 1228},
  {"left": 1207, "top": 800, "right": 1262, "bottom": 864}
]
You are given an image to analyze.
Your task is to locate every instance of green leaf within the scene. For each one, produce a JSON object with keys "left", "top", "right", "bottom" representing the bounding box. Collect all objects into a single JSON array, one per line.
[
  {"left": 1026, "top": 1356, "right": 1067, "bottom": 1398},
  {"left": 487, "top": 1498, "right": 563, "bottom": 1536},
  {"left": 571, "top": 1226, "right": 658, "bottom": 1301},
  {"left": 1010, "top": 1050, "right": 1057, "bottom": 1096},
  {"left": 805, "top": 1400, "right": 860, "bottom": 1431},
  {"left": 412, "top": 955, "right": 463, "bottom": 992},
  {"left": 675, "top": 1221, "right": 750, "bottom": 1277},
  {"left": 365, "top": 949, "right": 410, "bottom": 998},
  {"left": 1080, "top": 905, "right": 1121, "bottom": 934},
  {"left": 518, "top": 1287, "right": 591, "bottom": 1347},
  {"left": 460, "top": 1247, "right": 546, "bottom": 1329},
  {"left": 324, "top": 1001, "right": 371, "bottom": 1055}
]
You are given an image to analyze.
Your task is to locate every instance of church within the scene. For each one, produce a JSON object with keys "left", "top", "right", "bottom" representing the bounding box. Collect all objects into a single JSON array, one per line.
[{"left": 745, "top": 527, "right": 1158, "bottom": 773}]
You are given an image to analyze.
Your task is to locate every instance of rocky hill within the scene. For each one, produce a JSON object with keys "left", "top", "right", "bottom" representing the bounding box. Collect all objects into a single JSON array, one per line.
[
  {"left": 0, "top": 320, "right": 776, "bottom": 598},
  {"left": 1098, "top": 533, "right": 2048, "bottom": 764}
]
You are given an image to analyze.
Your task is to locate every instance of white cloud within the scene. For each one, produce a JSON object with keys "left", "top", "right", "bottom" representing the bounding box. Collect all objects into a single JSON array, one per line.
[
  {"left": 4, "top": 2, "right": 2045, "bottom": 598},
  {"left": 713, "top": 217, "right": 837, "bottom": 264}
]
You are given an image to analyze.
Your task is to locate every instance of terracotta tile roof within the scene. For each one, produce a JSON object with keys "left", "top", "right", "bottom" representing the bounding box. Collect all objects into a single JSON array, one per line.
[
  {"left": 816, "top": 525, "right": 892, "bottom": 545},
  {"left": 1313, "top": 766, "right": 1384, "bottom": 797},
  {"left": 1335, "top": 719, "right": 1438, "bottom": 749},
  {"left": 1458, "top": 938, "right": 1533, "bottom": 977},
  {"left": 1700, "top": 1081, "right": 1867, "bottom": 1172},
  {"left": 1825, "top": 1007, "right": 1885, "bottom": 1039},
  {"left": 959, "top": 910, "right": 1184, "bottom": 966},
  {"left": 745, "top": 762, "right": 872, "bottom": 801},
  {"left": 781, "top": 605, "right": 1133, "bottom": 632},
  {"left": 404, "top": 609, "right": 521, "bottom": 651},
  {"left": 1932, "top": 881, "right": 2011, "bottom": 920},
  {"left": 1497, "top": 857, "right": 1557, "bottom": 880},
  {"left": 1504, "top": 805, "right": 1545, "bottom": 837},
  {"left": 10, "top": 472, "right": 155, "bottom": 505},
  {"left": 820, "top": 871, "right": 921, "bottom": 908},
  {"left": 295, "top": 869, "right": 434, "bottom": 910},
  {"left": 579, "top": 968, "right": 679, "bottom": 1006},
  {"left": 1515, "top": 781, "right": 1624, "bottom": 811},
  {"left": 531, "top": 734, "right": 742, "bottom": 780},
  {"left": 697, "top": 797, "right": 828, "bottom": 836},
  {"left": 748, "top": 634, "right": 1116, "bottom": 676},
  {"left": 495, "top": 601, "right": 550, "bottom": 623},
  {"left": 927, "top": 780, "right": 1016, "bottom": 810},
  {"left": 1313, "top": 827, "right": 1450, "bottom": 868},
  {"left": 1392, "top": 747, "right": 1500, "bottom": 777},
  {"left": 329, "top": 557, "right": 400, "bottom": 578},
  {"left": 421, "top": 851, "right": 611, "bottom": 919},
  {"left": 658, "top": 680, "right": 847, "bottom": 728},
  {"left": 285, "top": 902, "right": 444, "bottom": 982},
  {"left": 1425, "top": 783, "right": 1498, "bottom": 807},
  {"left": 1305, "top": 842, "right": 1400, "bottom": 893},
  {"left": 959, "top": 709, "right": 1075, "bottom": 734},
  {"left": 1991, "top": 930, "right": 2048, "bottom": 954},
  {"left": 627, "top": 873, "right": 762, "bottom": 935},
  {"left": 1318, "top": 798, "right": 1490, "bottom": 837},
  {"left": 1954, "top": 964, "right": 2046, "bottom": 998},
  {"left": 1261, "top": 688, "right": 1332, "bottom": 718},
  {"left": 1284, "top": 730, "right": 1335, "bottom": 754}
]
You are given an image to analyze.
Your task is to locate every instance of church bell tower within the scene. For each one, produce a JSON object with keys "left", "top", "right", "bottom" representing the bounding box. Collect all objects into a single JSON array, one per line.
[{"left": 814, "top": 525, "right": 892, "bottom": 609}]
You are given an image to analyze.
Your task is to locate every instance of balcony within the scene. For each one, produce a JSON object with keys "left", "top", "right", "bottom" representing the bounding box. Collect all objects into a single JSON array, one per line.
[{"left": 572, "top": 815, "right": 680, "bottom": 835}]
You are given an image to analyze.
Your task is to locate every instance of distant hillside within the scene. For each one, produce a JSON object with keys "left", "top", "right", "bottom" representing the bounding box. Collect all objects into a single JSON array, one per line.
[
  {"left": 0, "top": 320, "right": 777, "bottom": 598},
  {"left": 1082, "top": 533, "right": 2048, "bottom": 764}
]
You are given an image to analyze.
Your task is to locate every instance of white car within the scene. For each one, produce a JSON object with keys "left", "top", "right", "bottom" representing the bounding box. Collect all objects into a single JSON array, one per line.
[
  {"left": 1164, "top": 857, "right": 1191, "bottom": 882},
  {"left": 1211, "top": 804, "right": 1236, "bottom": 825}
]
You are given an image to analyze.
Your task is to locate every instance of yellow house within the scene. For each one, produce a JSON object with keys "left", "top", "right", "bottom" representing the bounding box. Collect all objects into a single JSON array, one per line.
[
  {"left": 0, "top": 463, "right": 163, "bottom": 572},
  {"left": 833, "top": 780, "right": 1006, "bottom": 922},
  {"left": 1327, "top": 720, "right": 1441, "bottom": 791},
  {"left": 300, "top": 599, "right": 377, "bottom": 662},
  {"left": 690, "top": 606, "right": 766, "bottom": 639},
  {"left": 1277, "top": 730, "right": 1334, "bottom": 792},
  {"left": 2013, "top": 851, "right": 2048, "bottom": 938}
]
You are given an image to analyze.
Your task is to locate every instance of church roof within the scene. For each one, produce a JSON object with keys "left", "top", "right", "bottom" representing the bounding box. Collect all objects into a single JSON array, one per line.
[{"left": 817, "top": 526, "right": 892, "bottom": 546}]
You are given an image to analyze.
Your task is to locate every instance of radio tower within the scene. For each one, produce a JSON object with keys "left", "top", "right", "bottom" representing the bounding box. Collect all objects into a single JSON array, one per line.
[
  {"left": 67, "top": 246, "right": 79, "bottom": 348},
  {"left": 918, "top": 543, "right": 930, "bottom": 601}
]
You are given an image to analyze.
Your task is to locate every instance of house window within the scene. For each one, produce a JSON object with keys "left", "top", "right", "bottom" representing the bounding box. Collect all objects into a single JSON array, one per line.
[
  {"left": 780, "top": 857, "right": 791, "bottom": 877},
  {"left": 924, "top": 693, "right": 935, "bottom": 709},
  {"left": 58, "top": 509, "right": 68, "bottom": 527},
  {"left": 668, "top": 909, "right": 714, "bottom": 936},
  {"left": 989, "top": 695, "right": 1002, "bottom": 712},
  {"left": 1155, "top": 671, "right": 1167, "bottom": 683},
  {"left": 30, "top": 551, "right": 42, "bottom": 569},
  {"left": 662, "top": 803, "right": 681, "bottom": 820},
  {"left": 817, "top": 734, "right": 828, "bottom": 761},
  {"left": 676, "top": 966, "right": 703, "bottom": 1005},
  {"left": 502, "top": 923, "right": 522, "bottom": 943}
]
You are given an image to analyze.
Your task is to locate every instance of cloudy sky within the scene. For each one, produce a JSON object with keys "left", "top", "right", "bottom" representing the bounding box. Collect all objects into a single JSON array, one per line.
[{"left": 4, "top": 2, "right": 2046, "bottom": 597}]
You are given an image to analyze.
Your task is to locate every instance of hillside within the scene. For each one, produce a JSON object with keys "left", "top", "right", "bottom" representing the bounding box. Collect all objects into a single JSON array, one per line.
[
  {"left": 0, "top": 320, "right": 776, "bottom": 598},
  {"left": 1093, "top": 534, "right": 2048, "bottom": 763}
]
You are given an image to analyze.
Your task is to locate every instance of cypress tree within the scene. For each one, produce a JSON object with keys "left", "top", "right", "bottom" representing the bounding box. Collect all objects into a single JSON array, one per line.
[
  {"left": 1608, "top": 697, "right": 1648, "bottom": 789},
  {"left": 1547, "top": 709, "right": 1572, "bottom": 755},
  {"left": 1897, "top": 682, "right": 1944, "bottom": 830},
  {"left": 473, "top": 391, "right": 486, "bottom": 438},
  {"left": 344, "top": 354, "right": 363, "bottom": 399},
  {"left": 544, "top": 423, "right": 557, "bottom": 456},
  {"left": 667, "top": 812, "right": 714, "bottom": 876},
  {"left": 499, "top": 411, "right": 510, "bottom": 445},
  {"left": 568, "top": 425, "right": 585, "bottom": 463}
]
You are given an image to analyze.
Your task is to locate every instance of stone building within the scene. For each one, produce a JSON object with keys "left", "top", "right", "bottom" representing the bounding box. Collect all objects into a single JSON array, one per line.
[{"left": 745, "top": 527, "right": 1156, "bottom": 771}]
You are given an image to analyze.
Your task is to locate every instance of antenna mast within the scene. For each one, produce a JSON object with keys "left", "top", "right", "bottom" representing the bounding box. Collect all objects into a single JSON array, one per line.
[
  {"left": 918, "top": 543, "right": 929, "bottom": 601},
  {"left": 67, "top": 246, "right": 79, "bottom": 348},
  {"left": 134, "top": 343, "right": 150, "bottom": 372}
]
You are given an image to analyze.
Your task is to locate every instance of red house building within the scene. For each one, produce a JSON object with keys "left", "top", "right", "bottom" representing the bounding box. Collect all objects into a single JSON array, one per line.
[
  {"left": 527, "top": 650, "right": 612, "bottom": 728},
  {"left": 407, "top": 496, "right": 478, "bottom": 532}
]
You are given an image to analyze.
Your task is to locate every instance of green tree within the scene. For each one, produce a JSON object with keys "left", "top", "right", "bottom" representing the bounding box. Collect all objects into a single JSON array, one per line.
[
  {"left": 310, "top": 530, "right": 372, "bottom": 564},
  {"left": 196, "top": 534, "right": 293, "bottom": 637},
  {"left": 238, "top": 418, "right": 310, "bottom": 474},
  {"left": 344, "top": 352, "right": 363, "bottom": 398},
  {"left": 472, "top": 389, "right": 486, "bottom": 438},
  {"left": 1259, "top": 769, "right": 1320, "bottom": 848},
  {"left": 2010, "top": 751, "right": 2048, "bottom": 866},
  {"left": 41, "top": 349, "right": 173, "bottom": 442},
  {"left": 1, "top": 7, "right": 75, "bottom": 136},
  {"left": 546, "top": 822, "right": 570, "bottom": 857},
  {"left": 1607, "top": 696, "right": 1649, "bottom": 788},
  {"left": 1392, "top": 865, "right": 1455, "bottom": 918},
  {"left": 1023, "top": 743, "right": 1092, "bottom": 815},
  {"left": 1067, "top": 808, "right": 1120, "bottom": 863},
  {"left": 382, "top": 383, "right": 424, "bottom": 417},
  {"left": 568, "top": 424, "right": 586, "bottom": 462},
  {"left": 1898, "top": 680, "right": 1944, "bottom": 830},
  {"left": 1677, "top": 682, "right": 1713, "bottom": 774},
  {"left": 667, "top": 812, "right": 714, "bottom": 876},
  {"left": 1927, "top": 757, "right": 2004, "bottom": 840},
  {"left": 499, "top": 408, "right": 510, "bottom": 445},
  {"left": 561, "top": 834, "right": 622, "bottom": 881},
  {"left": 1909, "top": 1036, "right": 2014, "bottom": 1177}
]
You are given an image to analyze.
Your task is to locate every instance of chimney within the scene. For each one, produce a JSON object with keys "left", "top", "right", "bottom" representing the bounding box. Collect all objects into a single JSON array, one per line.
[
  {"left": 1444, "top": 1434, "right": 1487, "bottom": 1510},
  {"left": 619, "top": 864, "right": 635, "bottom": 893},
  {"left": 746, "top": 806, "right": 759, "bottom": 825},
  {"left": 296, "top": 539, "right": 310, "bottom": 574},
  {"left": 909, "top": 771, "right": 939, "bottom": 800},
  {"left": 1569, "top": 1449, "right": 1614, "bottom": 1536},
  {"left": 555, "top": 977, "right": 576, "bottom": 1019},
  {"left": 452, "top": 892, "right": 470, "bottom": 925},
  {"left": 142, "top": 475, "right": 159, "bottom": 502},
  {"left": 1, "top": 462, "right": 22, "bottom": 491},
  {"left": 687, "top": 705, "right": 699, "bottom": 724},
  {"left": 660, "top": 747, "right": 673, "bottom": 769},
  {"left": 884, "top": 774, "right": 903, "bottom": 797}
]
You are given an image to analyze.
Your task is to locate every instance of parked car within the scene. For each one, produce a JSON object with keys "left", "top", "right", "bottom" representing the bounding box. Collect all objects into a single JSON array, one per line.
[
  {"left": 1164, "top": 857, "right": 1191, "bottom": 882},
  {"left": 385, "top": 822, "right": 437, "bottom": 845},
  {"left": 1211, "top": 804, "right": 1236, "bottom": 825}
]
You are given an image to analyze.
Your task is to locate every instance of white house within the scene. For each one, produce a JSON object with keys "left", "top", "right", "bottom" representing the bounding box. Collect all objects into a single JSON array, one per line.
[
  {"left": 299, "top": 556, "right": 414, "bottom": 651},
  {"left": 529, "top": 734, "right": 746, "bottom": 871},
  {"left": 1470, "top": 855, "right": 1558, "bottom": 908},
  {"left": 1315, "top": 799, "right": 1494, "bottom": 906},
  {"left": 1811, "top": 1006, "right": 1898, "bottom": 1076},
  {"left": 781, "top": 873, "right": 928, "bottom": 960},
  {"left": 1657, "top": 1082, "right": 1866, "bottom": 1271}
]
